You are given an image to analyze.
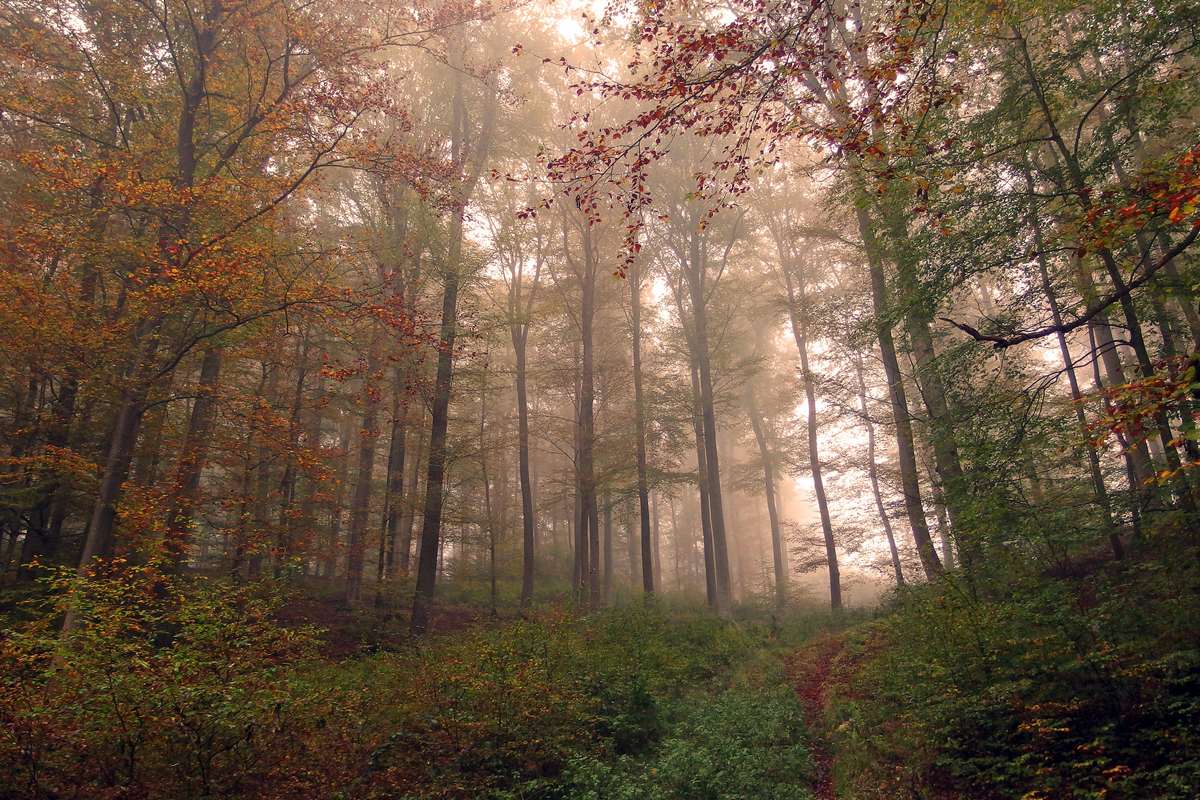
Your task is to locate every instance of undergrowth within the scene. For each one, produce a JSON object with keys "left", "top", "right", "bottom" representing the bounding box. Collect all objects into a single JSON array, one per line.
[
  {"left": 824, "top": 532, "right": 1200, "bottom": 800},
  {"left": 0, "top": 566, "right": 819, "bottom": 800}
]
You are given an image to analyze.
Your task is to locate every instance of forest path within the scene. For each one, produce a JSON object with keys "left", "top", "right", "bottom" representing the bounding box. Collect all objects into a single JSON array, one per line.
[{"left": 785, "top": 631, "right": 848, "bottom": 800}]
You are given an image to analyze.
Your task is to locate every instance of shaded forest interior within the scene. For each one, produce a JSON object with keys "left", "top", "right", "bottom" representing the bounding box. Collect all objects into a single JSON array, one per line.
[{"left": 1, "top": 0, "right": 1199, "bottom": 798}]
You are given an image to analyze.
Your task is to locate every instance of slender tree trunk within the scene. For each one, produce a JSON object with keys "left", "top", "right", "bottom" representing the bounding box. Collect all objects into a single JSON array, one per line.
[
  {"left": 479, "top": 387, "right": 497, "bottom": 618},
  {"left": 411, "top": 241, "right": 463, "bottom": 633},
  {"left": 927, "top": 466, "right": 953, "bottom": 569},
  {"left": 651, "top": 492, "right": 662, "bottom": 591},
  {"left": 602, "top": 496, "right": 613, "bottom": 603},
  {"left": 746, "top": 387, "right": 788, "bottom": 608},
  {"left": 381, "top": 366, "right": 409, "bottom": 584},
  {"left": 248, "top": 364, "right": 283, "bottom": 578},
  {"left": 398, "top": 408, "right": 424, "bottom": 575},
  {"left": 74, "top": 404, "right": 122, "bottom": 553},
  {"left": 572, "top": 409, "right": 587, "bottom": 602},
  {"left": 689, "top": 363, "right": 718, "bottom": 607},
  {"left": 588, "top": 489, "right": 600, "bottom": 608},
  {"left": 229, "top": 444, "right": 254, "bottom": 579},
  {"left": 853, "top": 357, "right": 905, "bottom": 586},
  {"left": 1088, "top": 326, "right": 1148, "bottom": 541},
  {"left": 854, "top": 205, "right": 943, "bottom": 579},
  {"left": 573, "top": 226, "right": 601, "bottom": 609},
  {"left": 410, "top": 37, "right": 496, "bottom": 632},
  {"left": 76, "top": 330, "right": 161, "bottom": 573},
  {"left": 376, "top": 372, "right": 407, "bottom": 606},
  {"left": 163, "top": 346, "right": 223, "bottom": 569},
  {"left": 625, "top": 498, "right": 638, "bottom": 586},
  {"left": 297, "top": 371, "right": 325, "bottom": 574},
  {"left": 1073, "top": 259, "right": 1156, "bottom": 493},
  {"left": 1023, "top": 161, "right": 1122, "bottom": 557},
  {"left": 325, "top": 412, "right": 354, "bottom": 581},
  {"left": 276, "top": 339, "right": 311, "bottom": 574},
  {"left": 883, "top": 208, "right": 971, "bottom": 551},
  {"left": 345, "top": 343, "right": 381, "bottom": 604},
  {"left": 629, "top": 260, "right": 654, "bottom": 594},
  {"left": 669, "top": 494, "right": 680, "bottom": 591},
  {"left": 684, "top": 233, "right": 733, "bottom": 616},
  {"left": 513, "top": 327, "right": 536, "bottom": 609},
  {"left": 779, "top": 262, "right": 840, "bottom": 610}
]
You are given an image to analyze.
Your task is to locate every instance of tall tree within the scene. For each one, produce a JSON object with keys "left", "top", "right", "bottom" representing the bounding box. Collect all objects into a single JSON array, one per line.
[
  {"left": 628, "top": 257, "right": 655, "bottom": 595},
  {"left": 411, "top": 36, "right": 498, "bottom": 634}
]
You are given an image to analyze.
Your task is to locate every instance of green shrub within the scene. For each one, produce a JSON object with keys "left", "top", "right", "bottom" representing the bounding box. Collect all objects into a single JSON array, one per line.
[
  {"left": 827, "top": 548, "right": 1200, "bottom": 800},
  {"left": 652, "top": 687, "right": 813, "bottom": 800},
  {"left": 560, "top": 686, "right": 813, "bottom": 800},
  {"left": 1, "top": 573, "right": 825, "bottom": 800},
  {"left": 0, "top": 563, "right": 320, "bottom": 799}
]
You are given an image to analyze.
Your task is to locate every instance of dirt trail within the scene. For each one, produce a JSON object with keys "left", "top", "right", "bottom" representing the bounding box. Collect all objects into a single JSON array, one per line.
[{"left": 786, "top": 632, "right": 847, "bottom": 800}]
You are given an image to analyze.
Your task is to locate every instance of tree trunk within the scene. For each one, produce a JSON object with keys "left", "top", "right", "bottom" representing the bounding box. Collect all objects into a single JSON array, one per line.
[
  {"left": 574, "top": 225, "right": 601, "bottom": 609},
  {"left": 779, "top": 259, "right": 840, "bottom": 610},
  {"left": 854, "top": 204, "right": 943, "bottom": 579},
  {"left": 883, "top": 208, "right": 971, "bottom": 555},
  {"left": 248, "top": 364, "right": 282, "bottom": 578},
  {"left": 746, "top": 386, "right": 789, "bottom": 609},
  {"left": 479, "top": 386, "right": 496, "bottom": 618},
  {"left": 325, "top": 411, "right": 354, "bottom": 581},
  {"left": 1072, "top": 258, "right": 1156, "bottom": 494},
  {"left": 297, "top": 371, "right": 325, "bottom": 574},
  {"left": 602, "top": 496, "right": 613, "bottom": 603},
  {"left": 411, "top": 243, "right": 462, "bottom": 633},
  {"left": 689, "top": 362, "right": 718, "bottom": 607},
  {"left": 513, "top": 327, "right": 537, "bottom": 609},
  {"left": 1023, "top": 161, "right": 1121, "bottom": 557},
  {"left": 410, "top": 36, "right": 496, "bottom": 633},
  {"left": 651, "top": 491, "right": 662, "bottom": 591},
  {"left": 344, "top": 344, "right": 381, "bottom": 604},
  {"left": 164, "top": 346, "right": 223, "bottom": 569},
  {"left": 625, "top": 498, "right": 639, "bottom": 586},
  {"left": 669, "top": 494, "right": 680, "bottom": 591},
  {"left": 684, "top": 231, "right": 733, "bottom": 616},
  {"left": 629, "top": 260, "right": 654, "bottom": 595},
  {"left": 76, "top": 329, "right": 161, "bottom": 573},
  {"left": 398, "top": 407, "right": 424, "bottom": 575},
  {"left": 277, "top": 340, "right": 311, "bottom": 574},
  {"left": 853, "top": 357, "right": 905, "bottom": 586},
  {"left": 381, "top": 365, "right": 409, "bottom": 582}
]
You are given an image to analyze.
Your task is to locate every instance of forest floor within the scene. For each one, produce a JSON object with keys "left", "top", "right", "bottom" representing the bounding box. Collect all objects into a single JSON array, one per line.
[
  {"left": 9, "top": 549, "right": 1198, "bottom": 800},
  {"left": 279, "top": 590, "right": 850, "bottom": 798},
  {"left": 786, "top": 632, "right": 848, "bottom": 800}
]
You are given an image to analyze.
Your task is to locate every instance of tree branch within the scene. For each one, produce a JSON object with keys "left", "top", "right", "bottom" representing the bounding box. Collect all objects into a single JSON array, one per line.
[{"left": 943, "top": 224, "right": 1200, "bottom": 348}]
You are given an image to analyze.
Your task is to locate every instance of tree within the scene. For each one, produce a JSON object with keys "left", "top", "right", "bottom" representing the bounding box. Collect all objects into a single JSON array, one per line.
[{"left": 411, "top": 32, "right": 498, "bottom": 635}]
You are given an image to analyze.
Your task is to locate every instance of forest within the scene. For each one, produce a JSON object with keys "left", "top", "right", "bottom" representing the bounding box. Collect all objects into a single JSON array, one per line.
[{"left": 1, "top": 0, "right": 1198, "bottom": 797}]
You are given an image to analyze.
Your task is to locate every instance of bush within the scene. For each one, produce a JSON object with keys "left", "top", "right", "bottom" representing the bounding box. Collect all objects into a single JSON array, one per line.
[
  {"left": 344, "top": 604, "right": 787, "bottom": 798},
  {"left": 560, "top": 686, "right": 813, "bottom": 800},
  {"left": 0, "top": 563, "right": 320, "bottom": 799},
  {"left": 826, "top": 545, "right": 1200, "bottom": 800},
  {"left": 1, "top": 575, "right": 822, "bottom": 800}
]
